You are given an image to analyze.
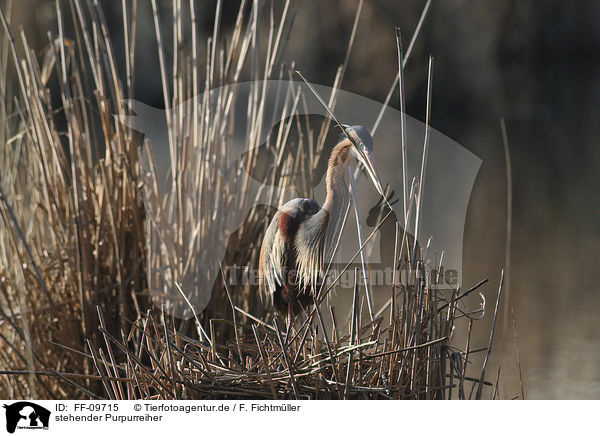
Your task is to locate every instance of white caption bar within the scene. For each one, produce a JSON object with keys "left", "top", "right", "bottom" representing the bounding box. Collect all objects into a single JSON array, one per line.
[{"left": 0, "top": 400, "right": 596, "bottom": 435}]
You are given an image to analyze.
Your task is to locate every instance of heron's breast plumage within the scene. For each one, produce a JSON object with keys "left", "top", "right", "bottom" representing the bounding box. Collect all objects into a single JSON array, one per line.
[{"left": 258, "top": 198, "right": 325, "bottom": 313}]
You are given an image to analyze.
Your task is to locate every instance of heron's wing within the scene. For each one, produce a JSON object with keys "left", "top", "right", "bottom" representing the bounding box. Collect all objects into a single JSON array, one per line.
[
  {"left": 259, "top": 212, "right": 286, "bottom": 302},
  {"left": 295, "top": 203, "right": 327, "bottom": 293}
]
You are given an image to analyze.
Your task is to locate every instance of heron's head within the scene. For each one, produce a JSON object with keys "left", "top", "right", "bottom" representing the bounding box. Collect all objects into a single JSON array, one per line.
[{"left": 338, "top": 125, "right": 384, "bottom": 196}]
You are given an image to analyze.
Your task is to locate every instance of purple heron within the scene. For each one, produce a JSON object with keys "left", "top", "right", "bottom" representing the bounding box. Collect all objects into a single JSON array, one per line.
[{"left": 259, "top": 125, "right": 384, "bottom": 316}]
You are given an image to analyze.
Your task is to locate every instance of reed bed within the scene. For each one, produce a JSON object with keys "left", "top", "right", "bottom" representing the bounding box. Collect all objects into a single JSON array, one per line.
[{"left": 0, "top": 0, "right": 502, "bottom": 399}]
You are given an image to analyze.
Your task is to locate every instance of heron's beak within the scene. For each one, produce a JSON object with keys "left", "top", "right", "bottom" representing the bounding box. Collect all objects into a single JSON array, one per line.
[
  {"left": 342, "top": 125, "right": 385, "bottom": 197},
  {"left": 356, "top": 148, "right": 385, "bottom": 197}
]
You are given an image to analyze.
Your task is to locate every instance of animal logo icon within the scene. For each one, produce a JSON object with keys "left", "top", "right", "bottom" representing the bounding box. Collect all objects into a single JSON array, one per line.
[{"left": 3, "top": 402, "right": 50, "bottom": 433}]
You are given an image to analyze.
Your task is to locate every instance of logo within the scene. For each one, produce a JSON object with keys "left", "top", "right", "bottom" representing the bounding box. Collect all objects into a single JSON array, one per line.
[{"left": 3, "top": 402, "right": 50, "bottom": 433}]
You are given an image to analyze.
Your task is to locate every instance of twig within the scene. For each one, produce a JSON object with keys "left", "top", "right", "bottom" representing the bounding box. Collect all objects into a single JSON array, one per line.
[
  {"left": 273, "top": 318, "right": 299, "bottom": 399},
  {"left": 475, "top": 270, "right": 504, "bottom": 399},
  {"left": 252, "top": 325, "right": 278, "bottom": 400},
  {"left": 512, "top": 308, "right": 525, "bottom": 400}
]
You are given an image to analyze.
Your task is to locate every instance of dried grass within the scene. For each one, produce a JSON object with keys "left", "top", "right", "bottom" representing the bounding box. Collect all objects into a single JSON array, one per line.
[{"left": 0, "top": 0, "right": 502, "bottom": 400}]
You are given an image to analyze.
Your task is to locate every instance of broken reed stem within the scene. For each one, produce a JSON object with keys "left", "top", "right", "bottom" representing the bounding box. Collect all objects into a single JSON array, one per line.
[
  {"left": 512, "top": 308, "right": 526, "bottom": 400},
  {"left": 475, "top": 270, "right": 504, "bottom": 400},
  {"left": 500, "top": 117, "right": 513, "bottom": 375}
]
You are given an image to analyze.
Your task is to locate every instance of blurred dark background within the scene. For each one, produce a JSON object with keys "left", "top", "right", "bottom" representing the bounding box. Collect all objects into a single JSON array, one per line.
[{"left": 9, "top": 0, "right": 600, "bottom": 398}]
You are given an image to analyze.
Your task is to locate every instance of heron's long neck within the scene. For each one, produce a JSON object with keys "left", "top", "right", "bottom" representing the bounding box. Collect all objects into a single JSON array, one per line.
[
  {"left": 321, "top": 142, "right": 351, "bottom": 224},
  {"left": 305, "top": 141, "right": 351, "bottom": 265}
]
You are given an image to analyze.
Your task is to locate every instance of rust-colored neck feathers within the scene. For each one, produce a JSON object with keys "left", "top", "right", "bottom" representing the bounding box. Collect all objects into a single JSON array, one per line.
[{"left": 323, "top": 139, "right": 352, "bottom": 212}]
